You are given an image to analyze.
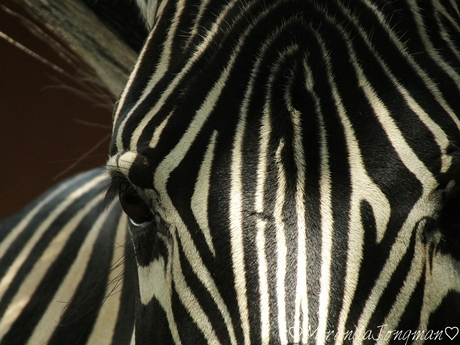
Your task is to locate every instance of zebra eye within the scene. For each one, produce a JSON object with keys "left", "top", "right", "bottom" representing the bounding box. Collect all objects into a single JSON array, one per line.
[{"left": 119, "top": 185, "right": 153, "bottom": 226}]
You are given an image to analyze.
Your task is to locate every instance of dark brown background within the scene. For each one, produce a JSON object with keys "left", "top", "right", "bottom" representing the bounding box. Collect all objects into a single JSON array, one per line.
[{"left": 0, "top": 1, "right": 113, "bottom": 219}]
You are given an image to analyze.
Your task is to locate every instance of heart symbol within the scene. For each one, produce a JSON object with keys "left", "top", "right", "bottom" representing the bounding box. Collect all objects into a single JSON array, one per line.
[{"left": 445, "top": 327, "right": 459, "bottom": 340}]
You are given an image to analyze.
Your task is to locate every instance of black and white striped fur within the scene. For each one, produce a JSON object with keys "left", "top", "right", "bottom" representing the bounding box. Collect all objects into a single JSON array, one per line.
[
  {"left": 1, "top": 0, "right": 460, "bottom": 344},
  {"left": 109, "top": 0, "right": 460, "bottom": 343}
]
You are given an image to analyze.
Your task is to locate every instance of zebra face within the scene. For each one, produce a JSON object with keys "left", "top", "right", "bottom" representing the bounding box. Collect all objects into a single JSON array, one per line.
[{"left": 107, "top": 0, "right": 460, "bottom": 344}]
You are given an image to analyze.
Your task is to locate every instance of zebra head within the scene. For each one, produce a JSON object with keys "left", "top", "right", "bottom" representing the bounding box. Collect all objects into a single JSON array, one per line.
[{"left": 106, "top": 0, "right": 460, "bottom": 344}]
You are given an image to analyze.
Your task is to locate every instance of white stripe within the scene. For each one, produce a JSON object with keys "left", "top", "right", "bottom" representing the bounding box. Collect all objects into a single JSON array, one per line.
[
  {"left": 287, "top": 82, "right": 308, "bottom": 345},
  {"left": 255, "top": 221, "right": 269, "bottom": 343},
  {"left": 274, "top": 140, "right": 288, "bottom": 344},
  {"left": 230, "top": 85, "right": 251, "bottom": 345},
  {"left": 130, "top": 328, "right": 136, "bottom": 345},
  {"left": 191, "top": 131, "right": 218, "bottom": 257},
  {"left": 149, "top": 112, "right": 173, "bottom": 149},
  {"left": 254, "top": 90, "right": 271, "bottom": 345}
]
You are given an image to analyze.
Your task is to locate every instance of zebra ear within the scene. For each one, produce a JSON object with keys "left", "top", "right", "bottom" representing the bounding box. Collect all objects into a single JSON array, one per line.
[{"left": 135, "top": 0, "right": 159, "bottom": 29}]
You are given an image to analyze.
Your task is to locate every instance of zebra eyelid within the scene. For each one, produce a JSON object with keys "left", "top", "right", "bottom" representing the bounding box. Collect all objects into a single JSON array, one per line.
[
  {"left": 104, "top": 171, "right": 132, "bottom": 208},
  {"left": 129, "top": 217, "right": 151, "bottom": 227}
]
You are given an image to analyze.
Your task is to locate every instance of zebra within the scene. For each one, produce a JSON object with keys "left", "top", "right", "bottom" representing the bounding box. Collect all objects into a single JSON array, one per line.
[
  {"left": 0, "top": 169, "right": 136, "bottom": 344},
  {"left": 2, "top": 0, "right": 460, "bottom": 344}
]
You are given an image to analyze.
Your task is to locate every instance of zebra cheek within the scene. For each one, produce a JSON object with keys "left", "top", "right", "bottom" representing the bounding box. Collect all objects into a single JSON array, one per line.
[
  {"left": 137, "top": 257, "right": 170, "bottom": 306},
  {"left": 130, "top": 222, "right": 173, "bottom": 307},
  {"left": 130, "top": 221, "right": 165, "bottom": 267}
]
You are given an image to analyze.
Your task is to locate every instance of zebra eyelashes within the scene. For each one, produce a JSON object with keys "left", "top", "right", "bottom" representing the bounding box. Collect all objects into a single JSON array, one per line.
[{"left": 118, "top": 182, "right": 154, "bottom": 227}]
